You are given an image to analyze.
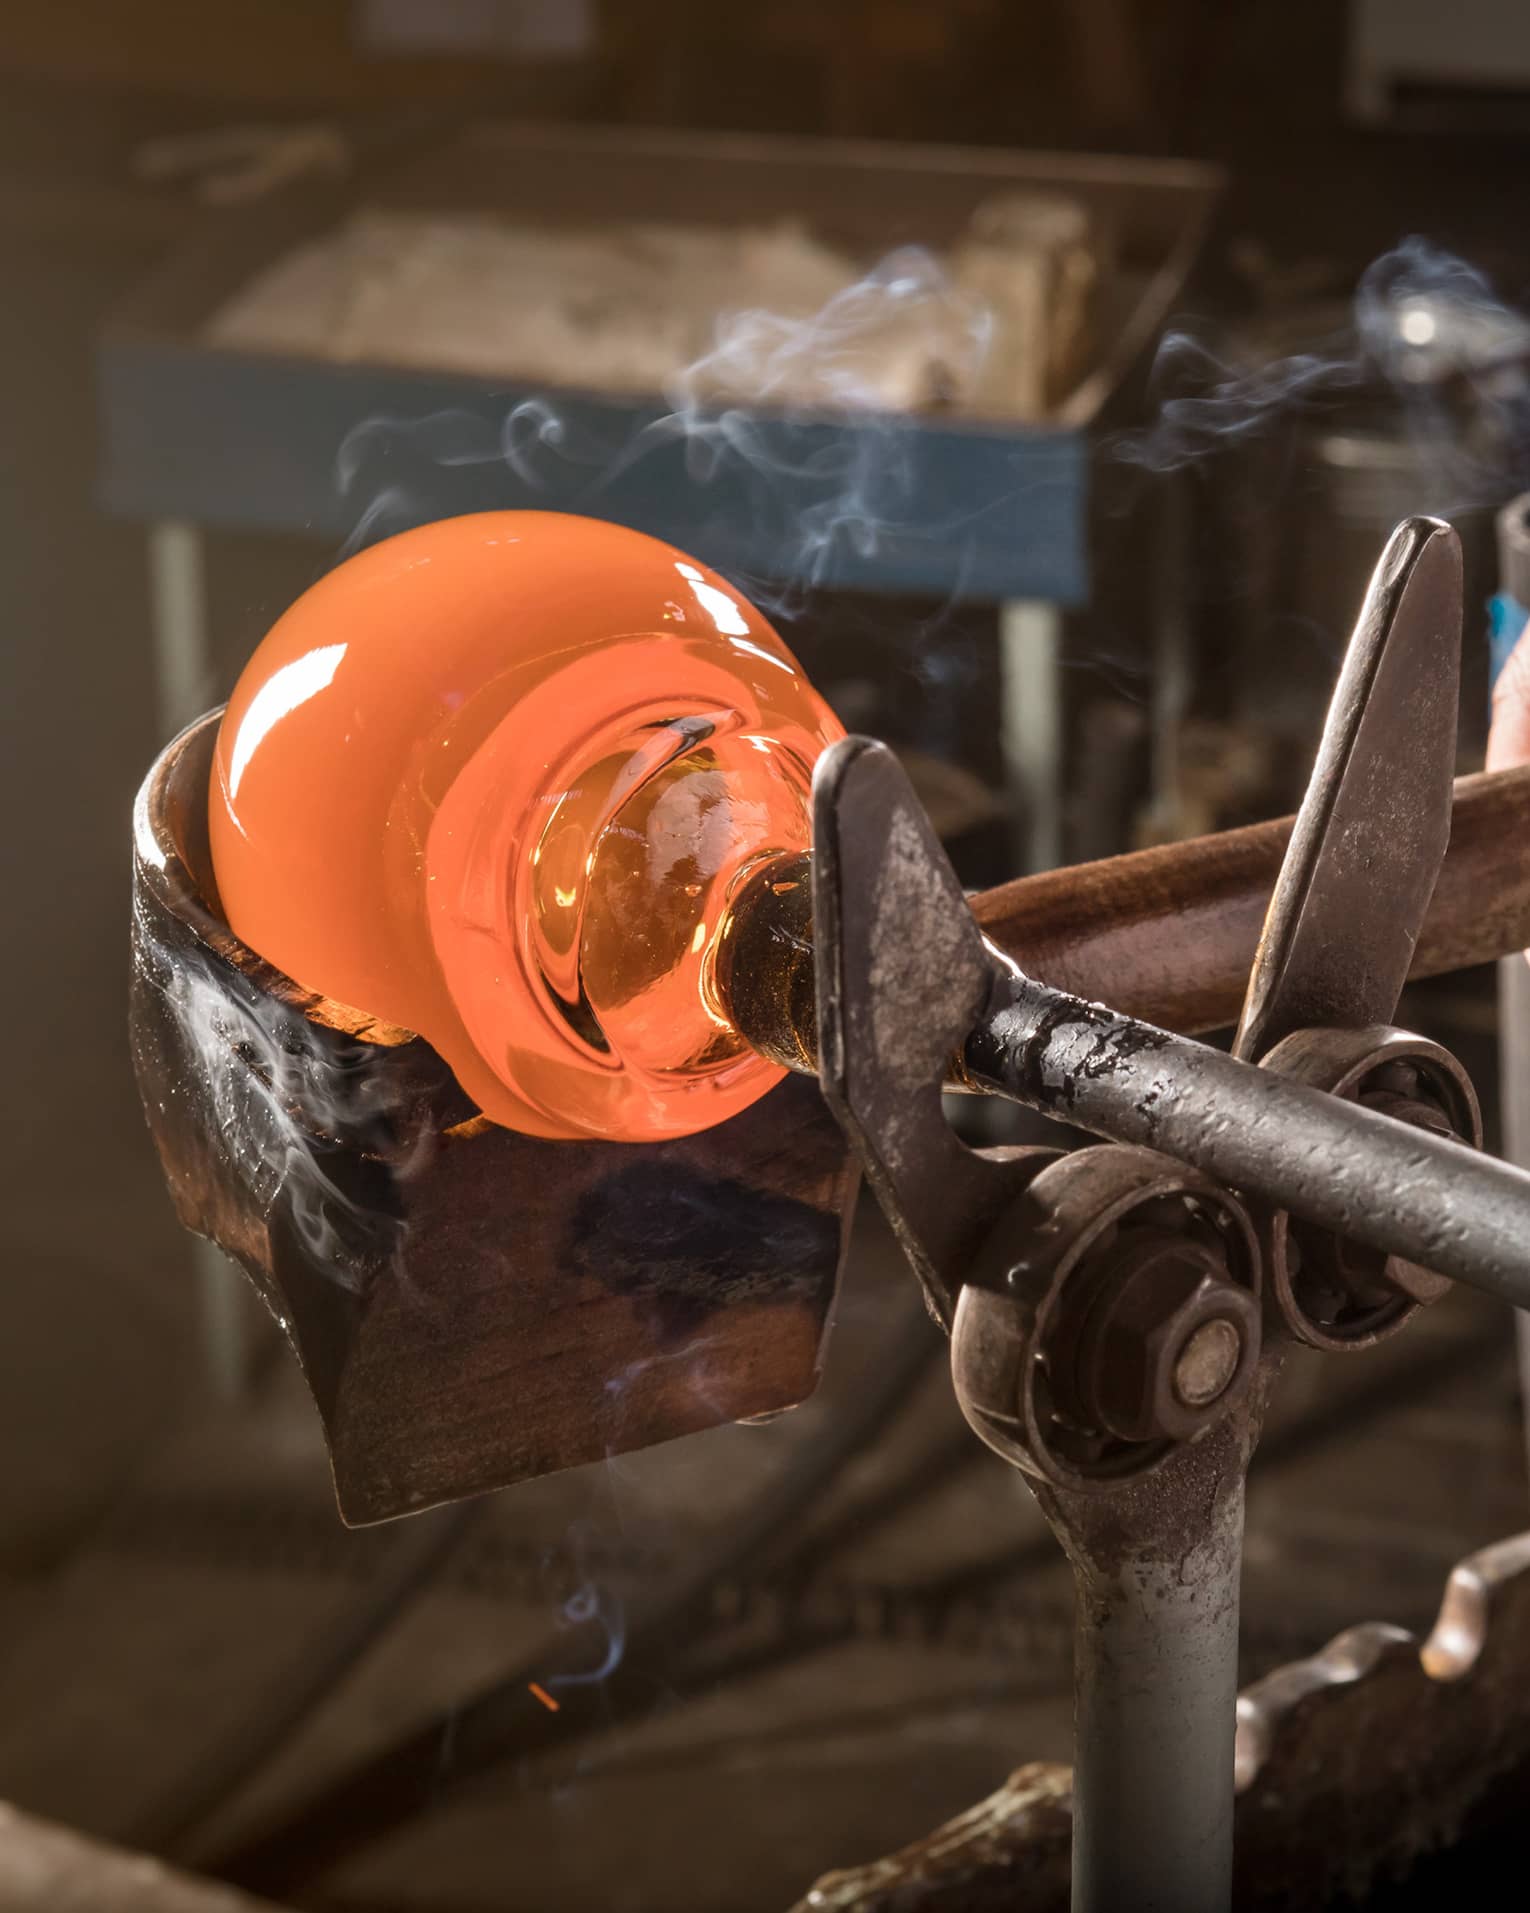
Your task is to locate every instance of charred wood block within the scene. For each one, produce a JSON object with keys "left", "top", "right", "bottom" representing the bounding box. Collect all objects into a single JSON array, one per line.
[{"left": 130, "top": 712, "right": 855, "bottom": 1525}]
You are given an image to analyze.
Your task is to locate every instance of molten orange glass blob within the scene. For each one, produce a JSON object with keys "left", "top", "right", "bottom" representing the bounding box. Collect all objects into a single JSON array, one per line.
[{"left": 208, "top": 512, "right": 843, "bottom": 1142}]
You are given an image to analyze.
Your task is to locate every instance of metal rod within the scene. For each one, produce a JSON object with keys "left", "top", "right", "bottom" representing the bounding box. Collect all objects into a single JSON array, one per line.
[
  {"left": 1068, "top": 1476, "right": 1243, "bottom": 1913},
  {"left": 964, "top": 963, "right": 1530, "bottom": 1312}
]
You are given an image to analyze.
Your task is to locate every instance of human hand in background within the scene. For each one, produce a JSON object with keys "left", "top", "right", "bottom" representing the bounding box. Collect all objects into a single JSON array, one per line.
[{"left": 1489, "top": 620, "right": 1530, "bottom": 776}]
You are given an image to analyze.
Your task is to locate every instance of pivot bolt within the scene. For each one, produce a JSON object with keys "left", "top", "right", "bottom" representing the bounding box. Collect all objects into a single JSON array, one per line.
[
  {"left": 1173, "top": 1318, "right": 1243, "bottom": 1408},
  {"left": 1073, "top": 1228, "right": 1260, "bottom": 1446}
]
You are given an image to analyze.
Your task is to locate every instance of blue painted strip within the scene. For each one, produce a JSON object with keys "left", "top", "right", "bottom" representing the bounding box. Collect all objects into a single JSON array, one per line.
[
  {"left": 1490, "top": 592, "right": 1528, "bottom": 689},
  {"left": 97, "top": 340, "right": 1091, "bottom": 606}
]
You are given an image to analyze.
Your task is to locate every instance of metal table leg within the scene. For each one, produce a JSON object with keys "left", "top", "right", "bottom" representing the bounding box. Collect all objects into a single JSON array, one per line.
[
  {"left": 147, "top": 518, "right": 249, "bottom": 1401},
  {"left": 999, "top": 597, "right": 1064, "bottom": 874},
  {"left": 148, "top": 520, "right": 211, "bottom": 728}
]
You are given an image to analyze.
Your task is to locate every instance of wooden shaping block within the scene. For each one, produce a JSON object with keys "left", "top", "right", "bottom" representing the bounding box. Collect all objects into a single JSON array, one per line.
[{"left": 130, "top": 711, "right": 857, "bottom": 1525}]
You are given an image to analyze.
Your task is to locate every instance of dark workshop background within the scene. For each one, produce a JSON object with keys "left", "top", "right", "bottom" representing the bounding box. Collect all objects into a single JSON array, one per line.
[{"left": 4, "top": 5, "right": 1530, "bottom": 1911}]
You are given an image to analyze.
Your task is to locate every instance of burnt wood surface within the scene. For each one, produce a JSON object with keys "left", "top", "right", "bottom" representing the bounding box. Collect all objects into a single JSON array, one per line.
[{"left": 131, "top": 712, "right": 856, "bottom": 1526}]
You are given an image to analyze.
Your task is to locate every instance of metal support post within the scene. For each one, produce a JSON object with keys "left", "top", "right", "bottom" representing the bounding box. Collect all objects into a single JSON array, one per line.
[
  {"left": 999, "top": 597, "right": 1064, "bottom": 874},
  {"left": 147, "top": 518, "right": 250, "bottom": 1400},
  {"left": 1065, "top": 1466, "right": 1244, "bottom": 1913}
]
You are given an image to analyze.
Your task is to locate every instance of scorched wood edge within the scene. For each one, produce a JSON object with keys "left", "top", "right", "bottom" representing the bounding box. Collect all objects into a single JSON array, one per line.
[{"left": 129, "top": 710, "right": 857, "bottom": 1525}]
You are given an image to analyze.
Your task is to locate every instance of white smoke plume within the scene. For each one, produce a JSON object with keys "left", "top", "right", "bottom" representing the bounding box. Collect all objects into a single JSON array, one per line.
[
  {"left": 548, "top": 1568, "right": 627, "bottom": 1692},
  {"left": 333, "top": 246, "right": 995, "bottom": 609},
  {"left": 133, "top": 869, "right": 431, "bottom": 1301},
  {"left": 1115, "top": 238, "right": 1530, "bottom": 507}
]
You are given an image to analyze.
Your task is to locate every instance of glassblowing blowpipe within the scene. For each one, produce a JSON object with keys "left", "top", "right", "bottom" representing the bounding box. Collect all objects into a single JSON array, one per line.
[{"left": 209, "top": 511, "right": 840, "bottom": 1143}]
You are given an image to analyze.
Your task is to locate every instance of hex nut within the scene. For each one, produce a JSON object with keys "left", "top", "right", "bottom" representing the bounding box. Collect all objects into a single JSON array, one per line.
[{"left": 1078, "top": 1229, "right": 1260, "bottom": 1446}]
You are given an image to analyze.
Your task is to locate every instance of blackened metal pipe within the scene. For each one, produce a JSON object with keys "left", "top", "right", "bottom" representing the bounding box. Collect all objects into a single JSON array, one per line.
[{"left": 962, "top": 961, "right": 1530, "bottom": 1312}]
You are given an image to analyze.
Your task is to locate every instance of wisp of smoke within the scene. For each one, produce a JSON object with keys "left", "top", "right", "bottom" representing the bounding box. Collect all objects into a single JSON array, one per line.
[
  {"left": 546, "top": 1523, "right": 627, "bottom": 1692},
  {"left": 1115, "top": 238, "right": 1530, "bottom": 508},
  {"left": 134, "top": 898, "right": 430, "bottom": 1301},
  {"left": 1114, "top": 335, "right": 1362, "bottom": 472},
  {"left": 1355, "top": 239, "right": 1530, "bottom": 392},
  {"left": 334, "top": 247, "right": 994, "bottom": 611},
  {"left": 638, "top": 246, "right": 990, "bottom": 597}
]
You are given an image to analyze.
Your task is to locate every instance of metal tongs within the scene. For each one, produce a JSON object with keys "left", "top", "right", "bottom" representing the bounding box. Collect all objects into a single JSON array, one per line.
[{"left": 808, "top": 517, "right": 1519, "bottom": 1912}]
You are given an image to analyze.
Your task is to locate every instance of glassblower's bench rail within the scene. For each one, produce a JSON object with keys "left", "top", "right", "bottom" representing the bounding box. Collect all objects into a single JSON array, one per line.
[{"left": 132, "top": 518, "right": 1530, "bottom": 1911}]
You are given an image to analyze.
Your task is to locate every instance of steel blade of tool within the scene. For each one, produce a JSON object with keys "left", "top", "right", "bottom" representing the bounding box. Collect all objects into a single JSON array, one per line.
[
  {"left": 810, "top": 736, "right": 1050, "bottom": 1328},
  {"left": 1234, "top": 516, "right": 1462, "bottom": 1061}
]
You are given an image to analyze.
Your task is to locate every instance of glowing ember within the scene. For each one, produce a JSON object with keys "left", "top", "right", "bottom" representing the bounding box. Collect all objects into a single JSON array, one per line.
[{"left": 208, "top": 511, "right": 842, "bottom": 1141}]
